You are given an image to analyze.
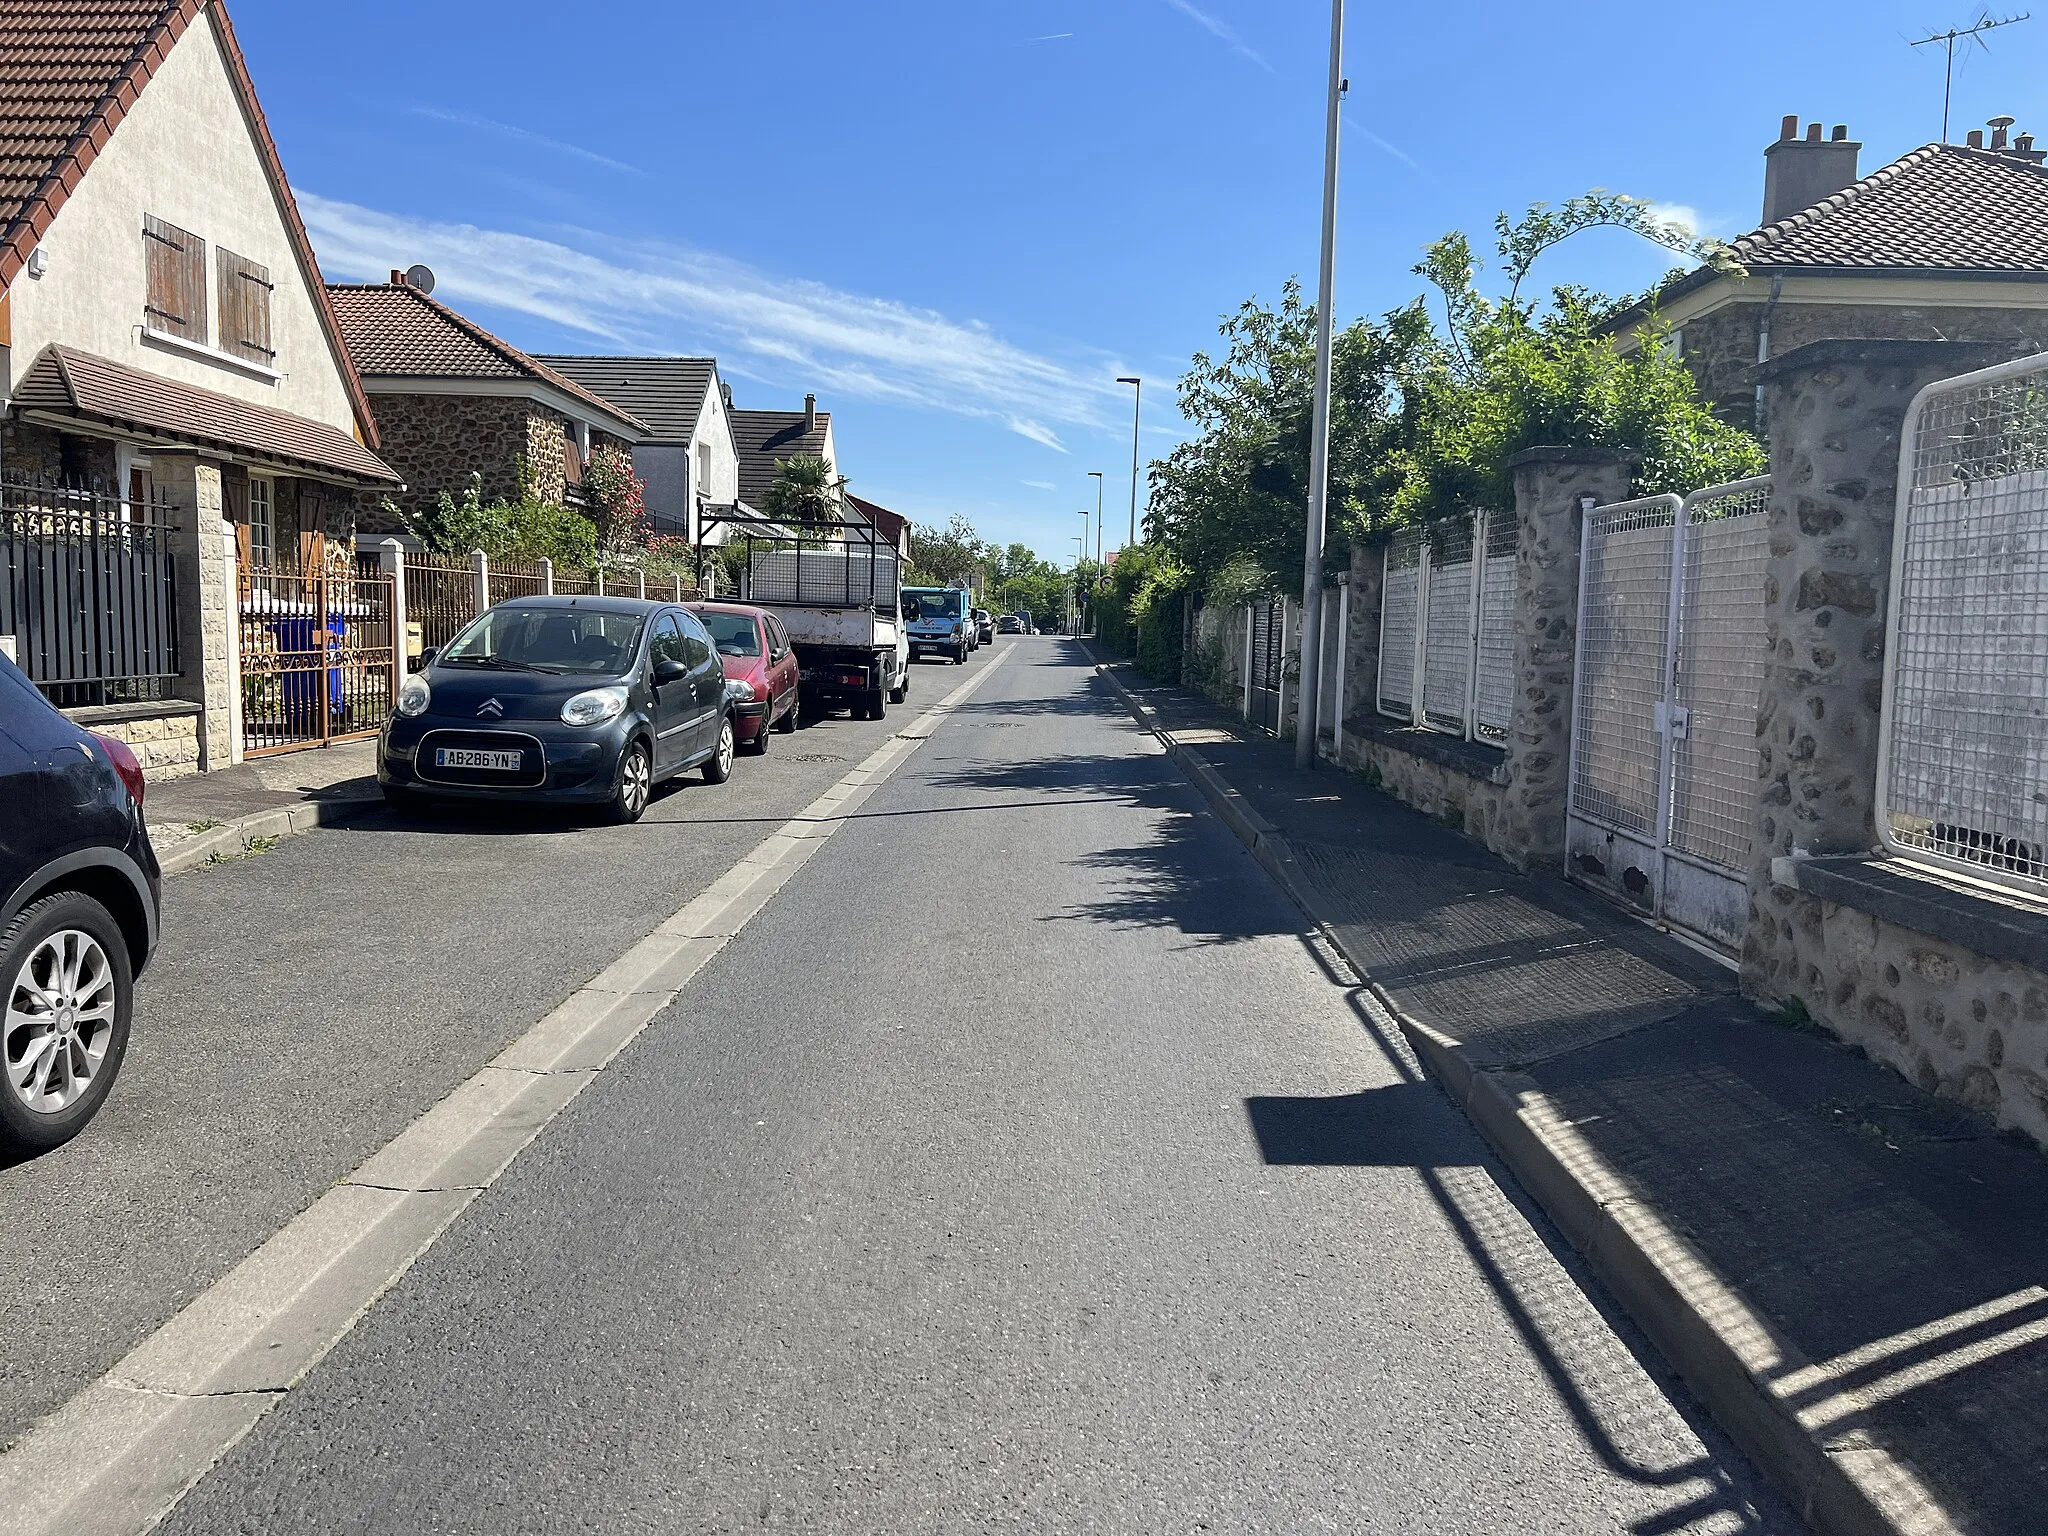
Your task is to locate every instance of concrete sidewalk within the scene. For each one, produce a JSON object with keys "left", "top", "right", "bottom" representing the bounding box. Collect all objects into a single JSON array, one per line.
[
  {"left": 1094, "top": 656, "right": 2048, "bottom": 1536},
  {"left": 144, "top": 741, "right": 380, "bottom": 874}
]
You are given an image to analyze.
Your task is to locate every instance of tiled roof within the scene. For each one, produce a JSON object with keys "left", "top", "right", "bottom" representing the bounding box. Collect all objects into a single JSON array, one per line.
[
  {"left": 1727, "top": 143, "right": 2048, "bottom": 274},
  {"left": 846, "top": 492, "right": 909, "bottom": 550},
  {"left": 325, "top": 284, "right": 649, "bottom": 436},
  {"left": 730, "top": 407, "right": 832, "bottom": 508},
  {"left": 15, "top": 344, "right": 398, "bottom": 483},
  {"left": 533, "top": 356, "right": 716, "bottom": 444},
  {"left": 0, "top": 1, "right": 382, "bottom": 448}
]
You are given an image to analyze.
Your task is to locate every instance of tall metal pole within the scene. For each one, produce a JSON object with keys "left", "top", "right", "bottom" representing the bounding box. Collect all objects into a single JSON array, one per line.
[
  {"left": 1117, "top": 377, "right": 1142, "bottom": 548},
  {"left": 1293, "top": 0, "right": 1343, "bottom": 771},
  {"left": 1089, "top": 471, "right": 1104, "bottom": 564}
]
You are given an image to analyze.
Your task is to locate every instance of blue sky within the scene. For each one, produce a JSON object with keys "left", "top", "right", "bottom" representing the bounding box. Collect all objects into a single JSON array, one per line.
[{"left": 236, "top": 0, "right": 2048, "bottom": 563}]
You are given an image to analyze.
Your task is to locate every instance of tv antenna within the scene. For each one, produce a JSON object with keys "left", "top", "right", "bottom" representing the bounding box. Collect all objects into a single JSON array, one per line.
[{"left": 1911, "top": 12, "right": 2030, "bottom": 142}]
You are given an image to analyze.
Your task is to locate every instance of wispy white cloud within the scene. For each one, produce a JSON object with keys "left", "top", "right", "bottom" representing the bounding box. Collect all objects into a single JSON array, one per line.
[
  {"left": 404, "top": 106, "right": 645, "bottom": 177},
  {"left": 1022, "top": 479, "right": 1058, "bottom": 491},
  {"left": 1026, "top": 32, "right": 1075, "bottom": 42},
  {"left": 300, "top": 192, "right": 1125, "bottom": 450},
  {"left": 1643, "top": 201, "right": 1704, "bottom": 240},
  {"left": 1158, "top": 0, "right": 1270, "bottom": 70},
  {"left": 1353, "top": 122, "right": 1425, "bottom": 175}
]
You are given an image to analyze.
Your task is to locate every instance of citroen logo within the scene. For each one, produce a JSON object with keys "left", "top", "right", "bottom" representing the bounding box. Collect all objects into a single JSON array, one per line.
[{"left": 477, "top": 697, "right": 504, "bottom": 719}]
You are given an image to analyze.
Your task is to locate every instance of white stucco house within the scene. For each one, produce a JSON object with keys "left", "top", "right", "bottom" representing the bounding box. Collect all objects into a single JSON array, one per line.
[{"left": 0, "top": 0, "right": 398, "bottom": 774}]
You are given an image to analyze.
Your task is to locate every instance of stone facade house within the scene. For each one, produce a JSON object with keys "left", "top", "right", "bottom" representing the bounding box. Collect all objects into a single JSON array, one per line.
[
  {"left": 326, "top": 278, "right": 648, "bottom": 525},
  {"left": 1606, "top": 114, "right": 2048, "bottom": 432},
  {"left": 0, "top": 0, "right": 399, "bottom": 776},
  {"left": 536, "top": 355, "right": 740, "bottom": 542}
]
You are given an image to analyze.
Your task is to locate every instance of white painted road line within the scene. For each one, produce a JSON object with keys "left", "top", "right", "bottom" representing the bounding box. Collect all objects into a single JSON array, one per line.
[{"left": 0, "top": 647, "right": 1015, "bottom": 1536}]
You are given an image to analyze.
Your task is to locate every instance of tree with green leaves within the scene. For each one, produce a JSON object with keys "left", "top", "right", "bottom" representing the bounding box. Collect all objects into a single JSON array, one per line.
[{"left": 761, "top": 453, "right": 840, "bottom": 526}]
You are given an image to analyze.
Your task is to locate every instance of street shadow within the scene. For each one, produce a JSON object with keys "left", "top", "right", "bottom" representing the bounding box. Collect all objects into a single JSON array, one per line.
[
  {"left": 1245, "top": 1082, "right": 1477, "bottom": 1167},
  {"left": 1248, "top": 987, "right": 1790, "bottom": 1532}
]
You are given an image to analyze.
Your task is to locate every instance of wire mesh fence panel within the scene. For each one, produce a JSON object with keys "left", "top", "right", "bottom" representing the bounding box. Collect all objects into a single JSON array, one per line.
[
  {"left": 1420, "top": 517, "right": 1476, "bottom": 732},
  {"left": 748, "top": 547, "right": 900, "bottom": 607},
  {"left": 1377, "top": 528, "right": 1422, "bottom": 719},
  {"left": 403, "top": 554, "right": 479, "bottom": 654},
  {"left": 1668, "top": 478, "right": 1770, "bottom": 872},
  {"left": 1570, "top": 496, "right": 1678, "bottom": 837},
  {"left": 1474, "top": 511, "right": 1517, "bottom": 740},
  {"left": 552, "top": 566, "right": 595, "bottom": 596},
  {"left": 1883, "top": 357, "right": 2048, "bottom": 890},
  {"left": 488, "top": 559, "right": 547, "bottom": 604}
]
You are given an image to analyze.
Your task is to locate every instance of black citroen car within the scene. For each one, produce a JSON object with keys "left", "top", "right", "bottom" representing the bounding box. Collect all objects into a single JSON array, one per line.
[{"left": 379, "top": 596, "right": 739, "bottom": 823}]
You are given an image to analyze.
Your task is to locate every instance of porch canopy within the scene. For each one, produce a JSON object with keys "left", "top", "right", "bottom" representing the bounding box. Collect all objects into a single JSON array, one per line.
[{"left": 12, "top": 345, "right": 400, "bottom": 486}]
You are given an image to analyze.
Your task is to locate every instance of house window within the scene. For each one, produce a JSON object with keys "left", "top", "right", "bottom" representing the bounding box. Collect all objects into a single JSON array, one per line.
[
  {"left": 248, "top": 475, "right": 275, "bottom": 568},
  {"left": 216, "top": 248, "right": 275, "bottom": 365},
  {"left": 697, "top": 441, "right": 712, "bottom": 500},
  {"left": 143, "top": 214, "right": 207, "bottom": 343}
]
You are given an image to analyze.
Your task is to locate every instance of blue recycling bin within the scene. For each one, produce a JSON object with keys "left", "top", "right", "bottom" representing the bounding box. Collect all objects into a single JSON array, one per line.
[{"left": 274, "top": 611, "right": 347, "bottom": 722}]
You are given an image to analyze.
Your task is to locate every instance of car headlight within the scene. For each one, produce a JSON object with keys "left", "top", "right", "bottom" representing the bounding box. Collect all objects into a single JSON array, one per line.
[
  {"left": 724, "top": 678, "right": 757, "bottom": 703},
  {"left": 396, "top": 672, "right": 432, "bottom": 717},
  {"left": 561, "top": 685, "right": 629, "bottom": 726}
]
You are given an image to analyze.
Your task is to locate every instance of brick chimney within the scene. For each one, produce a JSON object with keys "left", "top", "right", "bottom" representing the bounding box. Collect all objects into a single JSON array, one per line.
[
  {"left": 804, "top": 393, "right": 817, "bottom": 433},
  {"left": 1763, "top": 116, "right": 1861, "bottom": 226}
]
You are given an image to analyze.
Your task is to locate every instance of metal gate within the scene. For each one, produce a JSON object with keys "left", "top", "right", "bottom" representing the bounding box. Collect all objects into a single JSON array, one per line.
[
  {"left": 238, "top": 557, "right": 398, "bottom": 757},
  {"left": 1565, "top": 477, "right": 1771, "bottom": 951},
  {"left": 1248, "top": 598, "right": 1284, "bottom": 732}
]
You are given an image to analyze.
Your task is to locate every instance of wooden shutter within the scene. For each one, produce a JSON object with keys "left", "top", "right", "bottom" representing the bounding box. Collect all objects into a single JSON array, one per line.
[
  {"left": 216, "top": 248, "right": 274, "bottom": 365},
  {"left": 143, "top": 214, "right": 206, "bottom": 342}
]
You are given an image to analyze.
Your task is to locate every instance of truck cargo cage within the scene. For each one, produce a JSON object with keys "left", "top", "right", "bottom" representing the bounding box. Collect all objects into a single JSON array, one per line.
[{"left": 696, "top": 506, "right": 901, "bottom": 612}]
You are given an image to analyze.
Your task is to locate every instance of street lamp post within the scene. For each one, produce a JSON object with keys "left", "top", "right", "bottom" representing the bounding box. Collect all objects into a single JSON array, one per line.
[
  {"left": 1088, "top": 470, "right": 1104, "bottom": 565},
  {"left": 1076, "top": 508, "right": 1093, "bottom": 634},
  {"left": 1116, "top": 378, "right": 1141, "bottom": 549},
  {"left": 1072, "top": 535, "right": 1086, "bottom": 636},
  {"left": 1293, "top": 0, "right": 1344, "bottom": 771}
]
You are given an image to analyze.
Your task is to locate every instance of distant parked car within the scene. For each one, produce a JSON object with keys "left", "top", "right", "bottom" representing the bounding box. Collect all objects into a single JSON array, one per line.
[
  {"left": 997, "top": 614, "right": 1023, "bottom": 635},
  {"left": 0, "top": 651, "right": 158, "bottom": 1154},
  {"left": 687, "top": 602, "right": 800, "bottom": 754},
  {"left": 973, "top": 608, "right": 994, "bottom": 643},
  {"left": 379, "top": 595, "right": 736, "bottom": 824}
]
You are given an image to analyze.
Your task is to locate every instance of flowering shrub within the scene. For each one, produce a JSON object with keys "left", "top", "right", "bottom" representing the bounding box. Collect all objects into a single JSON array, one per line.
[{"left": 585, "top": 443, "right": 649, "bottom": 558}]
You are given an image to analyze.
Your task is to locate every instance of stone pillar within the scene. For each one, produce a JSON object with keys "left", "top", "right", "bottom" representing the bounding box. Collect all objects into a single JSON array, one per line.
[
  {"left": 1493, "top": 446, "right": 1634, "bottom": 873},
  {"left": 1742, "top": 339, "right": 2016, "bottom": 1000},
  {"left": 470, "top": 549, "right": 490, "bottom": 612},
  {"left": 378, "top": 538, "right": 409, "bottom": 676},
  {"left": 1345, "top": 540, "right": 1383, "bottom": 734},
  {"left": 1332, "top": 574, "right": 1350, "bottom": 761},
  {"left": 158, "top": 456, "right": 236, "bottom": 771}
]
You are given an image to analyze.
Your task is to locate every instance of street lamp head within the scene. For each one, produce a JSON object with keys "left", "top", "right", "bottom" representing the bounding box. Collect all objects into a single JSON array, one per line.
[{"left": 1116, "top": 376, "right": 1140, "bottom": 386}]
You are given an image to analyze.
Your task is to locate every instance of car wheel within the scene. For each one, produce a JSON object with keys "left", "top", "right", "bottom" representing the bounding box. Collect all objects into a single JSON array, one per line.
[
  {"left": 702, "top": 716, "right": 736, "bottom": 784},
  {"left": 746, "top": 715, "right": 770, "bottom": 756},
  {"left": 609, "top": 740, "right": 653, "bottom": 823},
  {"left": 775, "top": 691, "right": 799, "bottom": 733},
  {"left": 889, "top": 673, "right": 906, "bottom": 704},
  {"left": 0, "top": 892, "right": 133, "bottom": 1155}
]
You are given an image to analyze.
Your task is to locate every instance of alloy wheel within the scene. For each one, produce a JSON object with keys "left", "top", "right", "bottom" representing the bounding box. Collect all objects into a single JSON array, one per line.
[
  {"left": 718, "top": 721, "right": 735, "bottom": 775},
  {"left": 5, "top": 929, "right": 117, "bottom": 1115},
  {"left": 621, "top": 746, "right": 651, "bottom": 816}
]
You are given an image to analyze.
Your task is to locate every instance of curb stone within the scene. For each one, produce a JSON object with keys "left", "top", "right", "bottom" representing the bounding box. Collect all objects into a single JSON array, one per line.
[
  {"left": 1086, "top": 653, "right": 1947, "bottom": 1536},
  {"left": 153, "top": 793, "right": 383, "bottom": 877}
]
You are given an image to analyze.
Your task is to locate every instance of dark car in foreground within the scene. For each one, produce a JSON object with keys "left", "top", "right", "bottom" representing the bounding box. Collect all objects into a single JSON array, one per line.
[
  {"left": 0, "top": 652, "right": 158, "bottom": 1154},
  {"left": 378, "top": 596, "right": 737, "bottom": 823},
  {"left": 687, "top": 602, "right": 799, "bottom": 753}
]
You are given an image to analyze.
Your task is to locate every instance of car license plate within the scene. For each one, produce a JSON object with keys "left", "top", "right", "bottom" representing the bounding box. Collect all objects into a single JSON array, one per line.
[{"left": 436, "top": 747, "right": 522, "bottom": 771}]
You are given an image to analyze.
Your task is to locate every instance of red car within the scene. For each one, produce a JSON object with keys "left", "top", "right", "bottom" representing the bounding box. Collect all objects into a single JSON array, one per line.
[{"left": 687, "top": 602, "right": 800, "bottom": 752}]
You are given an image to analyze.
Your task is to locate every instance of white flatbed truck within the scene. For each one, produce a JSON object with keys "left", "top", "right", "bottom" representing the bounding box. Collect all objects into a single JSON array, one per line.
[{"left": 700, "top": 511, "right": 910, "bottom": 721}]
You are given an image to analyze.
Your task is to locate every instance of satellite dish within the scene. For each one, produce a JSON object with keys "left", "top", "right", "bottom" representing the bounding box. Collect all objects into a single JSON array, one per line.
[{"left": 404, "top": 263, "right": 436, "bottom": 295}]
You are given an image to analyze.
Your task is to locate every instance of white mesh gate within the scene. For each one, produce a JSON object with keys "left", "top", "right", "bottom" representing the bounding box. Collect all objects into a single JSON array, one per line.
[
  {"left": 1881, "top": 354, "right": 2048, "bottom": 892},
  {"left": 1377, "top": 514, "right": 1512, "bottom": 739},
  {"left": 1566, "top": 477, "right": 1770, "bottom": 951}
]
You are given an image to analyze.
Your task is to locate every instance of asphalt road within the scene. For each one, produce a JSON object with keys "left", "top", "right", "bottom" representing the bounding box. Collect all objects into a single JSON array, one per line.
[
  {"left": 130, "top": 638, "right": 1797, "bottom": 1534},
  {"left": 0, "top": 652, "right": 951, "bottom": 1450}
]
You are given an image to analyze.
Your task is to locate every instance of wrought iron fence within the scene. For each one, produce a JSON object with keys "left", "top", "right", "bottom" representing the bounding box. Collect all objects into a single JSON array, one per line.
[
  {"left": 0, "top": 477, "right": 181, "bottom": 707},
  {"left": 487, "top": 558, "right": 548, "bottom": 604},
  {"left": 402, "top": 553, "right": 480, "bottom": 656},
  {"left": 238, "top": 558, "right": 395, "bottom": 756},
  {"left": 1376, "top": 512, "right": 1514, "bottom": 741},
  {"left": 1881, "top": 354, "right": 2048, "bottom": 892}
]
